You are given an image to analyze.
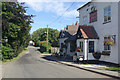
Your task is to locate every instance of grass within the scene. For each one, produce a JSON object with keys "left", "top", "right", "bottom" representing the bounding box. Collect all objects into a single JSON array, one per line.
[
  {"left": 43, "top": 52, "right": 51, "bottom": 54},
  {"left": 2, "top": 48, "right": 29, "bottom": 62},
  {"left": 105, "top": 67, "right": 120, "bottom": 72},
  {"left": 84, "top": 64, "right": 89, "bottom": 65}
]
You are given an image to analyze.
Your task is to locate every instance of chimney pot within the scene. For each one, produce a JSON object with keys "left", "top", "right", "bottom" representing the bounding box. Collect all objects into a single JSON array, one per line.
[{"left": 76, "top": 21, "right": 79, "bottom": 25}]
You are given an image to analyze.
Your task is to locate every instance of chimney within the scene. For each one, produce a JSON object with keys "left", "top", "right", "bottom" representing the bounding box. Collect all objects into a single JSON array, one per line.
[
  {"left": 64, "top": 27, "right": 66, "bottom": 30},
  {"left": 76, "top": 21, "right": 79, "bottom": 25}
]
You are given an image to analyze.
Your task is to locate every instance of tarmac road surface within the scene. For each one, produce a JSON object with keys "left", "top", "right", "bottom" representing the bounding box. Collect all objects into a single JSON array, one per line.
[{"left": 2, "top": 46, "right": 114, "bottom": 78}]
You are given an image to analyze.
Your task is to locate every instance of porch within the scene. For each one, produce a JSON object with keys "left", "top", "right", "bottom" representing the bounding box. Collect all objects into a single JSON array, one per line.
[{"left": 76, "top": 25, "right": 99, "bottom": 61}]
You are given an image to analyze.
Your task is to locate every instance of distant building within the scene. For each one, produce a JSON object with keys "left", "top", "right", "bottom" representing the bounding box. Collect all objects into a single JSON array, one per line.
[
  {"left": 29, "top": 41, "right": 34, "bottom": 46},
  {"left": 59, "top": 21, "right": 79, "bottom": 56}
]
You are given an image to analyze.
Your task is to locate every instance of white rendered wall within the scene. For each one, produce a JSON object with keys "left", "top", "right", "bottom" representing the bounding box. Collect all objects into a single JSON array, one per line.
[
  {"left": 118, "top": 1, "right": 120, "bottom": 64},
  {"left": 66, "top": 43, "right": 75, "bottom": 56},
  {"left": 78, "top": 2, "right": 119, "bottom": 64},
  {"left": 59, "top": 38, "right": 68, "bottom": 55}
]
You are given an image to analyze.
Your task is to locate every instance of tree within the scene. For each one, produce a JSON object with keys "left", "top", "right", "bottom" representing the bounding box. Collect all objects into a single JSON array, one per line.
[
  {"left": 2, "top": 2, "right": 33, "bottom": 60},
  {"left": 32, "top": 28, "right": 60, "bottom": 47}
]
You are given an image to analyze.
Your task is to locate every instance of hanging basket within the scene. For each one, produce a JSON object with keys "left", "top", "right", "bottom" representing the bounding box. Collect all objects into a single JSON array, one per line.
[
  {"left": 76, "top": 48, "right": 83, "bottom": 53},
  {"left": 101, "top": 51, "right": 110, "bottom": 56},
  {"left": 104, "top": 39, "right": 115, "bottom": 46}
]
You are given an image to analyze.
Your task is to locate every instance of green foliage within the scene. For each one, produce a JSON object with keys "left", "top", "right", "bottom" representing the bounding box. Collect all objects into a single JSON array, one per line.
[
  {"left": 39, "top": 42, "right": 51, "bottom": 53},
  {"left": 105, "top": 67, "right": 120, "bottom": 71},
  {"left": 2, "top": 44, "right": 14, "bottom": 60},
  {"left": 2, "top": 2, "right": 33, "bottom": 60},
  {"left": 32, "top": 28, "right": 60, "bottom": 47},
  {"left": 39, "top": 46, "right": 46, "bottom": 53}
]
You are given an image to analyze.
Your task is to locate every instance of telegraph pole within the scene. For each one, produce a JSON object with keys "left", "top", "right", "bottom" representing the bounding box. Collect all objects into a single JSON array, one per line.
[{"left": 47, "top": 25, "right": 48, "bottom": 51}]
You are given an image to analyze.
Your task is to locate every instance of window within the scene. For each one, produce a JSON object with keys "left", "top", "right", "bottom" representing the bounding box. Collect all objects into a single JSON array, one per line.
[
  {"left": 79, "top": 42, "right": 83, "bottom": 52},
  {"left": 89, "top": 41, "right": 94, "bottom": 53},
  {"left": 83, "top": 16, "right": 87, "bottom": 25},
  {"left": 104, "top": 37, "right": 111, "bottom": 51},
  {"left": 104, "top": 6, "right": 111, "bottom": 23},
  {"left": 90, "top": 10, "right": 97, "bottom": 23}
]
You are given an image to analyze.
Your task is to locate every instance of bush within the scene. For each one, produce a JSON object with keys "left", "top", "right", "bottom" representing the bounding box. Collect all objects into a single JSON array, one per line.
[
  {"left": 2, "top": 45, "right": 14, "bottom": 60},
  {"left": 49, "top": 49, "right": 51, "bottom": 53},
  {"left": 39, "top": 46, "right": 47, "bottom": 53},
  {"left": 39, "top": 42, "right": 51, "bottom": 53}
]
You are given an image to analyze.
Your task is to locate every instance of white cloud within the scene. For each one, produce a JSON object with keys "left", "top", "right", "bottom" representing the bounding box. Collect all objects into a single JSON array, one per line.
[
  {"left": 64, "top": 10, "right": 79, "bottom": 17},
  {"left": 18, "top": 0, "right": 81, "bottom": 18},
  {"left": 18, "top": 0, "right": 91, "bottom": 2}
]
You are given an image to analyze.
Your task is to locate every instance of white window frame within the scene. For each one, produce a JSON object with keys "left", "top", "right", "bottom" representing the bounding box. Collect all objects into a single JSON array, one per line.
[
  {"left": 104, "top": 6, "right": 111, "bottom": 23},
  {"left": 104, "top": 36, "right": 111, "bottom": 51}
]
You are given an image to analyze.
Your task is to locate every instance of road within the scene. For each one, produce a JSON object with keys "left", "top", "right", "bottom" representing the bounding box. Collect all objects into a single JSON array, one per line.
[{"left": 2, "top": 46, "right": 113, "bottom": 78}]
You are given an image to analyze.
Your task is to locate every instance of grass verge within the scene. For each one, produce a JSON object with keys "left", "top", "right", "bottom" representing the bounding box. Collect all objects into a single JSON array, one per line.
[
  {"left": 2, "top": 48, "right": 29, "bottom": 62},
  {"left": 43, "top": 52, "right": 51, "bottom": 54},
  {"left": 105, "top": 67, "right": 120, "bottom": 72}
]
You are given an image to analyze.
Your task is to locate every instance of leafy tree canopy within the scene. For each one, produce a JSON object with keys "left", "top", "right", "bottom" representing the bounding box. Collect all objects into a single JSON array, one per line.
[
  {"left": 32, "top": 28, "right": 60, "bottom": 47},
  {"left": 2, "top": 2, "right": 33, "bottom": 59}
]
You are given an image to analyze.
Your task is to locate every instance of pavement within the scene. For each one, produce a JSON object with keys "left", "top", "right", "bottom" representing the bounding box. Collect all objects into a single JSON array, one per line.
[
  {"left": 2, "top": 46, "right": 115, "bottom": 79},
  {"left": 42, "top": 54, "right": 120, "bottom": 79}
]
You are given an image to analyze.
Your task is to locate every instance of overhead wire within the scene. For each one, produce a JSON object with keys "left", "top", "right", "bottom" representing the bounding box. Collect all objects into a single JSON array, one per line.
[{"left": 48, "top": 2, "right": 75, "bottom": 26}]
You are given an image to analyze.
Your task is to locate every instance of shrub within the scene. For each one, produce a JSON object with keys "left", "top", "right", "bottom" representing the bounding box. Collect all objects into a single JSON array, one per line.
[
  {"left": 2, "top": 45, "right": 14, "bottom": 60},
  {"left": 39, "top": 46, "right": 47, "bottom": 53},
  {"left": 49, "top": 49, "right": 51, "bottom": 53},
  {"left": 39, "top": 42, "right": 51, "bottom": 53}
]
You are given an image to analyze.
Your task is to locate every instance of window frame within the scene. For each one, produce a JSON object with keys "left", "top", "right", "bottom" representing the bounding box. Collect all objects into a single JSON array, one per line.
[
  {"left": 104, "top": 36, "right": 111, "bottom": 51},
  {"left": 104, "top": 6, "right": 111, "bottom": 23},
  {"left": 89, "top": 41, "right": 94, "bottom": 53}
]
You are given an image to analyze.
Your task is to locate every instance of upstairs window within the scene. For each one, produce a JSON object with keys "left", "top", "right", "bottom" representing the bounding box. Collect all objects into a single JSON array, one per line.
[
  {"left": 104, "top": 6, "right": 111, "bottom": 23},
  {"left": 90, "top": 10, "right": 97, "bottom": 23}
]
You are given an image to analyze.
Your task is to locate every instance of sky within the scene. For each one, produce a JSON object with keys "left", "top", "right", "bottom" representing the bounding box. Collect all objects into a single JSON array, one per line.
[{"left": 18, "top": 0, "right": 91, "bottom": 34}]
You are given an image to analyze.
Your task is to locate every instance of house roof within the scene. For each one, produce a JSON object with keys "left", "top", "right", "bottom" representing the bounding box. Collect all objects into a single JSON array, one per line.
[
  {"left": 79, "top": 25, "right": 99, "bottom": 39},
  {"left": 77, "top": 2, "right": 91, "bottom": 11},
  {"left": 59, "top": 30, "right": 71, "bottom": 38},
  {"left": 59, "top": 21, "right": 79, "bottom": 39},
  {"left": 66, "top": 24, "right": 79, "bottom": 35},
  {"left": 64, "top": 25, "right": 99, "bottom": 42},
  {"left": 64, "top": 21, "right": 79, "bottom": 35},
  {"left": 64, "top": 34, "right": 76, "bottom": 43}
]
